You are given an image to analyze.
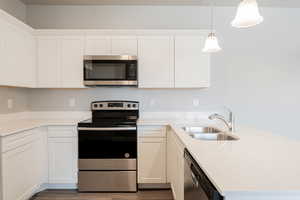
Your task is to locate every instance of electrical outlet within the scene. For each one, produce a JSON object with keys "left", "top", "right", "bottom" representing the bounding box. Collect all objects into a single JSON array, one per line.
[
  {"left": 7, "top": 99, "right": 13, "bottom": 109},
  {"left": 69, "top": 98, "right": 76, "bottom": 107},
  {"left": 193, "top": 99, "right": 200, "bottom": 107}
]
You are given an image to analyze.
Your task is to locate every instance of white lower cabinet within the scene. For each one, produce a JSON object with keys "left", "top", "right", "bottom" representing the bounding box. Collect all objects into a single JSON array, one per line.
[
  {"left": 47, "top": 126, "right": 78, "bottom": 185},
  {"left": 138, "top": 138, "right": 166, "bottom": 183},
  {"left": 48, "top": 137, "right": 77, "bottom": 184},
  {"left": 1, "top": 128, "right": 47, "bottom": 200},
  {"left": 138, "top": 125, "right": 167, "bottom": 184},
  {"left": 167, "top": 127, "right": 185, "bottom": 200},
  {"left": 0, "top": 123, "right": 186, "bottom": 200}
]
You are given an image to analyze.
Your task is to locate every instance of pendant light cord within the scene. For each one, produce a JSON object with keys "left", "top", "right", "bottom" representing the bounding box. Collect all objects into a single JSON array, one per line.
[{"left": 211, "top": 1, "right": 214, "bottom": 32}]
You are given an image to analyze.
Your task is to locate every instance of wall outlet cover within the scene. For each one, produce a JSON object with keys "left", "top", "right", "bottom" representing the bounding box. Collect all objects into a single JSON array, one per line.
[
  {"left": 69, "top": 98, "right": 76, "bottom": 107},
  {"left": 7, "top": 99, "right": 13, "bottom": 109},
  {"left": 193, "top": 99, "right": 200, "bottom": 107}
]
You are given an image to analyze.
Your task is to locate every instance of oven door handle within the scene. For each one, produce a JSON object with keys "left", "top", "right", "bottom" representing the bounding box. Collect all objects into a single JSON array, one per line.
[{"left": 78, "top": 127, "right": 137, "bottom": 131}]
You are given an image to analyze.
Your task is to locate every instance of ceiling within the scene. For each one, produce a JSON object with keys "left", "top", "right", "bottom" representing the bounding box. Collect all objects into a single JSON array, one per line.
[{"left": 20, "top": 0, "right": 300, "bottom": 7}]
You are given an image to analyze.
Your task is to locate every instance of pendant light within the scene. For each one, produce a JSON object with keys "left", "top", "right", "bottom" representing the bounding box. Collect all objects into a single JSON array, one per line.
[
  {"left": 203, "top": 3, "right": 222, "bottom": 53},
  {"left": 231, "top": 0, "right": 264, "bottom": 28}
]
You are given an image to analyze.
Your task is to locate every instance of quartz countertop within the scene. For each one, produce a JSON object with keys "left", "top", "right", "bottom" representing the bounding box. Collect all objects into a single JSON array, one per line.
[
  {"left": 1, "top": 113, "right": 300, "bottom": 198},
  {"left": 138, "top": 118, "right": 300, "bottom": 198},
  {"left": 0, "top": 112, "right": 91, "bottom": 137},
  {"left": 0, "top": 118, "right": 85, "bottom": 137}
]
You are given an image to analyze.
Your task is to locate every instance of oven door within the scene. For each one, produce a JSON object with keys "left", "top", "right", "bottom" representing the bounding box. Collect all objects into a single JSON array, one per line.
[
  {"left": 78, "top": 126, "right": 137, "bottom": 160},
  {"left": 84, "top": 56, "right": 137, "bottom": 86}
]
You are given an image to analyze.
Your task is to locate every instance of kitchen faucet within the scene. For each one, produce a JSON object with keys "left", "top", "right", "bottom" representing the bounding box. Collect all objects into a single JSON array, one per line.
[{"left": 208, "top": 108, "right": 235, "bottom": 132}]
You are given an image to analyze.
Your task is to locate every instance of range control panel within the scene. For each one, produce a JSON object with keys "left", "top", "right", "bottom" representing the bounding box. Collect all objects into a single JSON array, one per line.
[{"left": 91, "top": 101, "right": 139, "bottom": 111}]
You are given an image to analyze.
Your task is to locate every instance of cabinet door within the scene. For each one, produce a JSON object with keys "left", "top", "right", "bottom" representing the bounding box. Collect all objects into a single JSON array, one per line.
[
  {"left": 61, "top": 37, "right": 85, "bottom": 88},
  {"left": 48, "top": 137, "right": 77, "bottom": 184},
  {"left": 21, "top": 31, "right": 36, "bottom": 87},
  {"left": 1, "top": 20, "right": 18, "bottom": 86},
  {"left": 30, "top": 128, "right": 48, "bottom": 188},
  {"left": 0, "top": 18, "right": 5, "bottom": 86},
  {"left": 174, "top": 36, "right": 210, "bottom": 88},
  {"left": 37, "top": 36, "right": 61, "bottom": 88},
  {"left": 138, "top": 138, "right": 166, "bottom": 183},
  {"left": 167, "top": 129, "right": 184, "bottom": 200},
  {"left": 138, "top": 36, "right": 174, "bottom": 88},
  {"left": 85, "top": 36, "right": 111, "bottom": 55},
  {"left": 111, "top": 36, "right": 137, "bottom": 55},
  {"left": 2, "top": 139, "right": 40, "bottom": 200}
]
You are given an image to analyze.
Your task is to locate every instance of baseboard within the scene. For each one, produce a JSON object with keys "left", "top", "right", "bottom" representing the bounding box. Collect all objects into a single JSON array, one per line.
[
  {"left": 138, "top": 183, "right": 171, "bottom": 190},
  {"left": 44, "top": 183, "right": 77, "bottom": 189},
  {"left": 18, "top": 184, "right": 40, "bottom": 200}
]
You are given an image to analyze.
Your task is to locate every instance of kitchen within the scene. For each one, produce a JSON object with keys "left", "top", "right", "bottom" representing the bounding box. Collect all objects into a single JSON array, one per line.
[{"left": 0, "top": 0, "right": 300, "bottom": 200}]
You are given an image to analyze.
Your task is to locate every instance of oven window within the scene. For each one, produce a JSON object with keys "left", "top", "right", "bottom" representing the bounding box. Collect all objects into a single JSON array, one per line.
[
  {"left": 79, "top": 130, "right": 137, "bottom": 159},
  {"left": 85, "top": 62, "right": 127, "bottom": 80}
]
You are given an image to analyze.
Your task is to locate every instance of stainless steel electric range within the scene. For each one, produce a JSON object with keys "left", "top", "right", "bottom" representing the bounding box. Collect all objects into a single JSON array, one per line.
[{"left": 77, "top": 101, "right": 139, "bottom": 192}]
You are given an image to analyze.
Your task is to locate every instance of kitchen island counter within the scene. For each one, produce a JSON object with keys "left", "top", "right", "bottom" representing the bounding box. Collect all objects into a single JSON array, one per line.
[{"left": 138, "top": 118, "right": 300, "bottom": 200}]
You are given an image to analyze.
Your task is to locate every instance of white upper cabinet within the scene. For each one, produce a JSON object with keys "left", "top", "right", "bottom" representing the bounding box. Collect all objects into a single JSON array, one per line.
[
  {"left": 111, "top": 36, "right": 138, "bottom": 55},
  {"left": 37, "top": 36, "right": 61, "bottom": 88},
  {"left": 22, "top": 32, "right": 36, "bottom": 87},
  {"left": 0, "top": 11, "right": 210, "bottom": 89},
  {"left": 85, "top": 36, "right": 111, "bottom": 55},
  {"left": 174, "top": 36, "right": 210, "bottom": 88},
  {"left": 61, "top": 37, "right": 85, "bottom": 88},
  {"left": 138, "top": 36, "right": 174, "bottom": 88},
  {"left": 0, "top": 11, "right": 36, "bottom": 88},
  {"left": 37, "top": 35, "right": 85, "bottom": 88}
]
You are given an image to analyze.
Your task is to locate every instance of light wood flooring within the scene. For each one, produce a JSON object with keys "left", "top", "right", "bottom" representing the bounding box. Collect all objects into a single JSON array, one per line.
[{"left": 30, "top": 189, "right": 174, "bottom": 200}]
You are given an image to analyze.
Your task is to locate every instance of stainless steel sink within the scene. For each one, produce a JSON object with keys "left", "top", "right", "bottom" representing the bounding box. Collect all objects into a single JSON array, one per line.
[
  {"left": 182, "top": 126, "right": 221, "bottom": 134},
  {"left": 182, "top": 126, "right": 239, "bottom": 141}
]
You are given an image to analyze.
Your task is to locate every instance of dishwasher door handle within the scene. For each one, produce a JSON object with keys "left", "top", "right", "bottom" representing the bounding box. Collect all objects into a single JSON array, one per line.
[{"left": 190, "top": 171, "right": 199, "bottom": 188}]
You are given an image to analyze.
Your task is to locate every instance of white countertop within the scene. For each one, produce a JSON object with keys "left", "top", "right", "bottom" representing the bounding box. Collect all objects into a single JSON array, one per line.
[
  {"left": 139, "top": 118, "right": 300, "bottom": 198},
  {"left": 0, "top": 111, "right": 91, "bottom": 137},
  {"left": 0, "top": 118, "right": 84, "bottom": 137},
  {"left": 1, "top": 112, "right": 300, "bottom": 197}
]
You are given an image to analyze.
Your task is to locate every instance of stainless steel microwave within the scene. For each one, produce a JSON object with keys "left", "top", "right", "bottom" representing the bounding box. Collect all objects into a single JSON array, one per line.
[{"left": 84, "top": 55, "right": 138, "bottom": 86}]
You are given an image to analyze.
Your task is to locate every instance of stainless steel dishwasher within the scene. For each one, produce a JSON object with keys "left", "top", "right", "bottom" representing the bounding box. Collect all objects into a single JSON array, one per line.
[{"left": 184, "top": 149, "right": 224, "bottom": 200}]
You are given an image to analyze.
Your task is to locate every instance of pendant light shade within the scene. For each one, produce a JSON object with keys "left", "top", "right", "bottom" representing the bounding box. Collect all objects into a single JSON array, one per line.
[
  {"left": 202, "top": 3, "right": 222, "bottom": 53},
  {"left": 231, "top": 0, "right": 264, "bottom": 28},
  {"left": 202, "top": 33, "right": 222, "bottom": 53}
]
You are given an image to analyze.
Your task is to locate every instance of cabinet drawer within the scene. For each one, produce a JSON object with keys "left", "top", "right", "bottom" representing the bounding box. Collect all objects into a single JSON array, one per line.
[
  {"left": 138, "top": 126, "right": 166, "bottom": 138},
  {"left": 1, "top": 129, "right": 40, "bottom": 153},
  {"left": 48, "top": 126, "right": 77, "bottom": 138}
]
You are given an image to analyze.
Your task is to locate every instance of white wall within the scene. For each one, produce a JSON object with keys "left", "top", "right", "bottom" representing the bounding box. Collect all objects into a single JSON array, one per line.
[
  {"left": 25, "top": 5, "right": 300, "bottom": 139},
  {"left": 0, "top": 0, "right": 26, "bottom": 21}
]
